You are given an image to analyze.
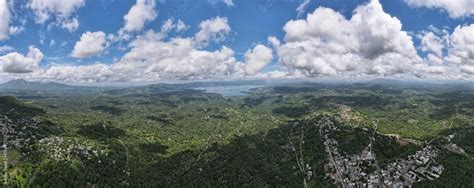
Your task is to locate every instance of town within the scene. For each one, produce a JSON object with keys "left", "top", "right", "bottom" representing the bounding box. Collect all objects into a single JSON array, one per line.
[{"left": 318, "top": 117, "right": 444, "bottom": 187}]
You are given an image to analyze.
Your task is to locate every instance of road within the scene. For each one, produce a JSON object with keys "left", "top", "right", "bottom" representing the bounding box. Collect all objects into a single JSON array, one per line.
[
  {"left": 323, "top": 134, "right": 346, "bottom": 188},
  {"left": 371, "top": 120, "right": 384, "bottom": 187}
]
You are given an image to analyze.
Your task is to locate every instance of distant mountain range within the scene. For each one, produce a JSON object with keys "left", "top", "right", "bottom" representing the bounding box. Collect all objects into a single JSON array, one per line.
[
  {"left": 0, "top": 79, "right": 95, "bottom": 91},
  {"left": 1, "top": 79, "right": 473, "bottom": 92}
]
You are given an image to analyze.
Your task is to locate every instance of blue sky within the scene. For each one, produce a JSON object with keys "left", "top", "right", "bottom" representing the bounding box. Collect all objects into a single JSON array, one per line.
[
  {"left": 0, "top": 0, "right": 474, "bottom": 83},
  {"left": 5, "top": 0, "right": 305, "bottom": 63}
]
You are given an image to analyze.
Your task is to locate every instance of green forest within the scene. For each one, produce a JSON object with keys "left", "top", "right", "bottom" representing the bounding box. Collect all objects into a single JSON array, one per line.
[{"left": 1, "top": 81, "right": 473, "bottom": 187}]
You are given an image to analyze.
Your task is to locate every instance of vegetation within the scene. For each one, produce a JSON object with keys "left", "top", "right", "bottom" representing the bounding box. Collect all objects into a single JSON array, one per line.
[
  {"left": 452, "top": 127, "right": 474, "bottom": 155},
  {"left": 0, "top": 80, "right": 473, "bottom": 186},
  {"left": 330, "top": 126, "right": 370, "bottom": 155},
  {"left": 414, "top": 149, "right": 474, "bottom": 187},
  {"left": 0, "top": 96, "right": 45, "bottom": 119}
]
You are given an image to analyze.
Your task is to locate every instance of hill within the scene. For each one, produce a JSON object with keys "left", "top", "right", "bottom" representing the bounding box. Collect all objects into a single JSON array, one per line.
[
  {"left": 0, "top": 96, "right": 45, "bottom": 119},
  {"left": 0, "top": 79, "right": 96, "bottom": 91}
]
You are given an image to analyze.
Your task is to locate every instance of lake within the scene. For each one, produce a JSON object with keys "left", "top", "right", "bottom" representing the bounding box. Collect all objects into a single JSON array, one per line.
[{"left": 194, "top": 85, "right": 262, "bottom": 96}]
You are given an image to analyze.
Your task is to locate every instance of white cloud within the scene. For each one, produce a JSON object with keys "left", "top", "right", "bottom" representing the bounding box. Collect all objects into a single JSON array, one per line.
[
  {"left": 241, "top": 44, "right": 273, "bottom": 75},
  {"left": 176, "top": 20, "right": 188, "bottom": 32},
  {"left": 36, "top": 63, "right": 115, "bottom": 83},
  {"left": 121, "top": 0, "right": 157, "bottom": 33},
  {"left": 111, "top": 17, "right": 239, "bottom": 80},
  {"left": 194, "top": 16, "right": 231, "bottom": 47},
  {"left": 445, "top": 24, "right": 474, "bottom": 66},
  {"left": 424, "top": 24, "right": 474, "bottom": 69},
  {"left": 296, "top": 0, "right": 310, "bottom": 18},
  {"left": 159, "top": 19, "right": 188, "bottom": 36},
  {"left": 425, "top": 53, "right": 443, "bottom": 64},
  {"left": 27, "top": 0, "right": 85, "bottom": 31},
  {"left": 71, "top": 31, "right": 108, "bottom": 58},
  {"left": 117, "top": 30, "right": 237, "bottom": 80},
  {"left": 0, "top": 0, "right": 10, "bottom": 40},
  {"left": 267, "top": 36, "right": 281, "bottom": 48},
  {"left": 28, "top": 0, "right": 85, "bottom": 23},
  {"left": 460, "top": 65, "right": 474, "bottom": 74},
  {"left": 223, "top": 0, "right": 234, "bottom": 6},
  {"left": 16, "top": 16, "right": 275, "bottom": 83},
  {"left": 59, "top": 17, "right": 79, "bottom": 32},
  {"left": 0, "top": 46, "right": 43, "bottom": 73},
  {"left": 420, "top": 31, "right": 444, "bottom": 57},
  {"left": 404, "top": 0, "right": 474, "bottom": 18},
  {"left": 0, "top": 45, "right": 14, "bottom": 54},
  {"left": 4, "top": 0, "right": 472, "bottom": 82},
  {"left": 120, "top": 19, "right": 187, "bottom": 42},
  {"left": 411, "top": 24, "right": 474, "bottom": 78},
  {"left": 208, "top": 0, "right": 234, "bottom": 7},
  {"left": 275, "top": 0, "right": 421, "bottom": 78},
  {"left": 9, "top": 26, "right": 24, "bottom": 36},
  {"left": 255, "top": 70, "right": 295, "bottom": 79},
  {"left": 161, "top": 19, "right": 174, "bottom": 34}
]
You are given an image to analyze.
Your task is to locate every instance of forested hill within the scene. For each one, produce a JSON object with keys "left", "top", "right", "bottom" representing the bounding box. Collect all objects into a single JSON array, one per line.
[{"left": 0, "top": 96, "right": 45, "bottom": 119}]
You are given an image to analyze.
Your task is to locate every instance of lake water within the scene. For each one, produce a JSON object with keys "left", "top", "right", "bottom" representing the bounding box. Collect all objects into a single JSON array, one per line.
[{"left": 194, "top": 85, "right": 262, "bottom": 96}]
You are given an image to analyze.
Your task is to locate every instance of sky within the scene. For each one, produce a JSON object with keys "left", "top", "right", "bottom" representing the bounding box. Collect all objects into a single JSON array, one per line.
[{"left": 0, "top": 0, "right": 473, "bottom": 83}]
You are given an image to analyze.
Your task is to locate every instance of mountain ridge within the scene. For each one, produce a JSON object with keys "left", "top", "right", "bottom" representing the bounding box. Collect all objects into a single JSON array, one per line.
[{"left": 0, "top": 79, "right": 95, "bottom": 91}]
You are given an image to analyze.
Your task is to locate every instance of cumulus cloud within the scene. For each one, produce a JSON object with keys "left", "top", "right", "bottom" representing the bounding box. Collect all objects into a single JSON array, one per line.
[
  {"left": 71, "top": 31, "right": 108, "bottom": 58},
  {"left": 110, "top": 17, "right": 247, "bottom": 80},
  {"left": 460, "top": 65, "right": 474, "bottom": 74},
  {"left": 275, "top": 0, "right": 422, "bottom": 77},
  {"left": 267, "top": 36, "right": 281, "bottom": 48},
  {"left": 159, "top": 19, "right": 188, "bottom": 36},
  {"left": 417, "top": 27, "right": 451, "bottom": 66},
  {"left": 14, "top": 17, "right": 272, "bottom": 83},
  {"left": 194, "top": 16, "right": 231, "bottom": 47},
  {"left": 404, "top": 0, "right": 474, "bottom": 18},
  {"left": 36, "top": 63, "right": 115, "bottom": 83},
  {"left": 117, "top": 29, "right": 237, "bottom": 80},
  {"left": 0, "top": 46, "right": 43, "bottom": 73},
  {"left": 121, "top": 0, "right": 157, "bottom": 33},
  {"left": 413, "top": 24, "right": 474, "bottom": 78},
  {"left": 160, "top": 19, "right": 174, "bottom": 34},
  {"left": 0, "top": 0, "right": 10, "bottom": 40},
  {"left": 27, "top": 0, "right": 85, "bottom": 23},
  {"left": 241, "top": 44, "right": 273, "bottom": 75},
  {"left": 5, "top": 0, "right": 472, "bottom": 82},
  {"left": 445, "top": 25, "right": 474, "bottom": 65},
  {"left": 420, "top": 31, "right": 444, "bottom": 57},
  {"left": 27, "top": 0, "right": 85, "bottom": 31}
]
